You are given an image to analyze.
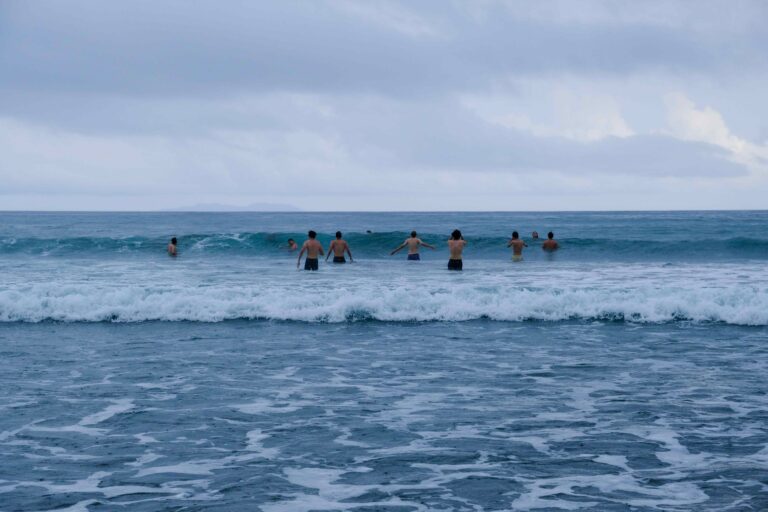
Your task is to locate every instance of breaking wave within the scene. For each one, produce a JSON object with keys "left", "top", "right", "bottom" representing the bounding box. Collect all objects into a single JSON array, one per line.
[{"left": 1, "top": 282, "right": 766, "bottom": 325}]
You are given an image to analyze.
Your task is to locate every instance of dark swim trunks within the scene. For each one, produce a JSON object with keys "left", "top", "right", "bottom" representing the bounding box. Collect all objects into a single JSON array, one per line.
[
  {"left": 333, "top": 256, "right": 346, "bottom": 264},
  {"left": 448, "top": 259, "right": 463, "bottom": 271},
  {"left": 304, "top": 257, "right": 319, "bottom": 271},
  {"left": 407, "top": 253, "right": 420, "bottom": 261}
]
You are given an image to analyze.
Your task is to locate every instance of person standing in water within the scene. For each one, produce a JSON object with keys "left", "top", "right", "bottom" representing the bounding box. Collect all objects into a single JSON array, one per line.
[
  {"left": 326, "top": 231, "right": 353, "bottom": 264},
  {"left": 167, "top": 237, "right": 177, "bottom": 256},
  {"left": 390, "top": 231, "right": 435, "bottom": 260},
  {"left": 507, "top": 231, "right": 527, "bottom": 261},
  {"left": 297, "top": 230, "right": 324, "bottom": 270},
  {"left": 447, "top": 229, "right": 466, "bottom": 271},
  {"left": 286, "top": 238, "right": 298, "bottom": 251},
  {"left": 542, "top": 231, "right": 559, "bottom": 251}
]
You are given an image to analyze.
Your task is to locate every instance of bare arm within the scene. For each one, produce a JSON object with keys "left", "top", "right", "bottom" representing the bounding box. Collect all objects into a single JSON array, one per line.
[
  {"left": 325, "top": 241, "right": 333, "bottom": 261},
  {"left": 297, "top": 244, "right": 307, "bottom": 268},
  {"left": 390, "top": 241, "right": 407, "bottom": 255},
  {"left": 345, "top": 242, "right": 353, "bottom": 262},
  {"left": 419, "top": 239, "right": 435, "bottom": 250}
]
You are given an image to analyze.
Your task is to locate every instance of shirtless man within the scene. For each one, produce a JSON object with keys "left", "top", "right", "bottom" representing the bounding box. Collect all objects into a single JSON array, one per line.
[
  {"left": 286, "top": 238, "right": 298, "bottom": 251},
  {"left": 507, "top": 231, "right": 527, "bottom": 262},
  {"left": 447, "top": 229, "right": 466, "bottom": 271},
  {"left": 167, "top": 237, "right": 177, "bottom": 256},
  {"left": 326, "top": 231, "right": 353, "bottom": 264},
  {"left": 297, "top": 230, "right": 324, "bottom": 270},
  {"left": 390, "top": 231, "right": 435, "bottom": 261},
  {"left": 542, "top": 231, "right": 559, "bottom": 251}
]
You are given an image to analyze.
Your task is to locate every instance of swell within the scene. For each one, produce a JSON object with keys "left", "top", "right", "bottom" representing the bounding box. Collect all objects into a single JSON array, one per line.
[
  {"left": 2, "top": 232, "right": 768, "bottom": 260},
  {"left": 1, "top": 282, "right": 766, "bottom": 325}
]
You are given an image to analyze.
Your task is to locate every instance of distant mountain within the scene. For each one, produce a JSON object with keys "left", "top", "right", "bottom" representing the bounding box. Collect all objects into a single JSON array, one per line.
[{"left": 164, "top": 202, "right": 302, "bottom": 212}]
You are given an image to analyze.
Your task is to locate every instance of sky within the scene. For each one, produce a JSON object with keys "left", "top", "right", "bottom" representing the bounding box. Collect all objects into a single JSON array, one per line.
[{"left": 1, "top": 0, "right": 767, "bottom": 211}]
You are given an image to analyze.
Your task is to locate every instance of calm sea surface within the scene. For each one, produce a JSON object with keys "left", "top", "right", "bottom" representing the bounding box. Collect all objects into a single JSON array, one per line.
[{"left": 1, "top": 211, "right": 767, "bottom": 511}]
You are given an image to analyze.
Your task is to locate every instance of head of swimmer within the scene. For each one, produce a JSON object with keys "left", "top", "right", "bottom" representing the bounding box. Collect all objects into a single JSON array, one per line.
[
  {"left": 512, "top": 231, "right": 519, "bottom": 239},
  {"left": 451, "top": 229, "right": 462, "bottom": 240},
  {"left": 335, "top": 231, "right": 342, "bottom": 239},
  {"left": 308, "top": 230, "right": 317, "bottom": 239},
  {"left": 548, "top": 232, "right": 554, "bottom": 239},
  {"left": 171, "top": 237, "right": 177, "bottom": 245},
  {"left": 411, "top": 231, "right": 417, "bottom": 238}
]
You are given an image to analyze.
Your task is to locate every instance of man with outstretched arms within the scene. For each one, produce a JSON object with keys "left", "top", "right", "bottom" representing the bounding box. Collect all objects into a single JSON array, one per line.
[
  {"left": 390, "top": 231, "right": 435, "bottom": 261},
  {"left": 542, "top": 231, "right": 559, "bottom": 251},
  {"left": 326, "top": 231, "right": 353, "bottom": 264},
  {"left": 507, "top": 231, "right": 527, "bottom": 262},
  {"left": 297, "top": 230, "right": 324, "bottom": 270},
  {"left": 447, "top": 229, "right": 466, "bottom": 270}
]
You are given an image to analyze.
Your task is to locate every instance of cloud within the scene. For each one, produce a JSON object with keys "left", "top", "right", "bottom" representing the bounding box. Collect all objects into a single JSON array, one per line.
[{"left": 664, "top": 93, "right": 768, "bottom": 174}]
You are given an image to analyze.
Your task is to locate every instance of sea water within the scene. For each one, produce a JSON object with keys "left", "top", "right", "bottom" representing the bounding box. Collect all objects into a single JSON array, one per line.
[{"left": 0, "top": 211, "right": 766, "bottom": 511}]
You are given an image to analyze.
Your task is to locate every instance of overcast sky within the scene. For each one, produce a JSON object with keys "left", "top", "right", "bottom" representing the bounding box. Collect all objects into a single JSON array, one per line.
[{"left": 1, "top": 0, "right": 767, "bottom": 211}]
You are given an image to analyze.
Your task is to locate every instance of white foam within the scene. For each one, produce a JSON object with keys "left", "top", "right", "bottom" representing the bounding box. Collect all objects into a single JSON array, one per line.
[{"left": 1, "top": 262, "right": 767, "bottom": 324}]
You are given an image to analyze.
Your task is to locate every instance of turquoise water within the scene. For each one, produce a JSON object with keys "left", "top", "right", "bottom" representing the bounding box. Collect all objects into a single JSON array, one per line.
[{"left": 1, "top": 211, "right": 767, "bottom": 510}]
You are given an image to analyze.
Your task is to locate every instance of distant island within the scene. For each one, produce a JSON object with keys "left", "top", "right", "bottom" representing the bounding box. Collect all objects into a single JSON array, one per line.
[{"left": 163, "top": 202, "right": 302, "bottom": 212}]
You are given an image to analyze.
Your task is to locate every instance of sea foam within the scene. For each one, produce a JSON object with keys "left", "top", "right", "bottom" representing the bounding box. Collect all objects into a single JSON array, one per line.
[{"left": 1, "top": 280, "right": 766, "bottom": 324}]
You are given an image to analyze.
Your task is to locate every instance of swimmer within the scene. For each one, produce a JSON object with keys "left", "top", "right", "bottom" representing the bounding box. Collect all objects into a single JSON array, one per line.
[
  {"left": 297, "top": 230, "right": 324, "bottom": 270},
  {"left": 326, "top": 231, "right": 353, "bottom": 264},
  {"left": 507, "top": 231, "right": 527, "bottom": 261},
  {"left": 167, "top": 237, "right": 177, "bottom": 256},
  {"left": 532, "top": 231, "right": 539, "bottom": 240},
  {"left": 390, "top": 231, "right": 435, "bottom": 261},
  {"left": 447, "top": 229, "right": 466, "bottom": 271},
  {"left": 286, "top": 238, "right": 298, "bottom": 251},
  {"left": 542, "top": 231, "right": 559, "bottom": 251}
]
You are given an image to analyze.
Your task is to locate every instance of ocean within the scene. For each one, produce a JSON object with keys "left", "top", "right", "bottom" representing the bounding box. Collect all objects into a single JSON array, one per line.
[{"left": 1, "top": 211, "right": 767, "bottom": 511}]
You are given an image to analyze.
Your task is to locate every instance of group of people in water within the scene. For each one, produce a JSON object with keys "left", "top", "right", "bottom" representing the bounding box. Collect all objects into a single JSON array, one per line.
[{"left": 167, "top": 230, "right": 559, "bottom": 271}]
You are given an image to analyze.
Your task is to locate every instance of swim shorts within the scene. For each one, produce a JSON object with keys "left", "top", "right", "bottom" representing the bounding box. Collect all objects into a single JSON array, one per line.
[
  {"left": 304, "top": 257, "right": 319, "bottom": 271},
  {"left": 447, "top": 258, "right": 462, "bottom": 271},
  {"left": 512, "top": 254, "right": 523, "bottom": 262},
  {"left": 407, "top": 253, "right": 420, "bottom": 261},
  {"left": 333, "top": 256, "right": 346, "bottom": 264}
]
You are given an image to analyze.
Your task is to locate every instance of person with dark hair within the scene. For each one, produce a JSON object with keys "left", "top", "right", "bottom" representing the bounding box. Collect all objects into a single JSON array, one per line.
[
  {"left": 167, "top": 237, "right": 177, "bottom": 256},
  {"left": 542, "top": 231, "right": 559, "bottom": 251},
  {"left": 326, "top": 231, "right": 353, "bottom": 264},
  {"left": 286, "top": 238, "right": 298, "bottom": 251},
  {"left": 297, "top": 230, "right": 324, "bottom": 270},
  {"left": 390, "top": 230, "right": 435, "bottom": 260},
  {"left": 447, "top": 229, "right": 466, "bottom": 270},
  {"left": 531, "top": 231, "right": 539, "bottom": 240},
  {"left": 507, "top": 231, "right": 527, "bottom": 262}
]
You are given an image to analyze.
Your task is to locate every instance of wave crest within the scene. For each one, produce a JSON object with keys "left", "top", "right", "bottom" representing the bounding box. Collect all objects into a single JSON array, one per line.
[{"left": 1, "top": 283, "right": 766, "bottom": 325}]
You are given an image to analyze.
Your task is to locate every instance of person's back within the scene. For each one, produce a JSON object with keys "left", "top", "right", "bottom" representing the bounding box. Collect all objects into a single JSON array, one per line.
[
  {"left": 542, "top": 231, "right": 559, "bottom": 251},
  {"left": 167, "top": 237, "right": 177, "bottom": 256},
  {"left": 390, "top": 231, "right": 435, "bottom": 260},
  {"left": 327, "top": 231, "right": 353, "bottom": 263},
  {"left": 297, "top": 230, "right": 324, "bottom": 270},
  {"left": 507, "top": 231, "right": 527, "bottom": 261},
  {"left": 447, "top": 229, "right": 466, "bottom": 270}
]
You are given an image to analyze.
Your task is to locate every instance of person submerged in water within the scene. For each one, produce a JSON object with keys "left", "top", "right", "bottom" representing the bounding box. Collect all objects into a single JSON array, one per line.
[
  {"left": 507, "top": 231, "right": 527, "bottom": 262},
  {"left": 542, "top": 231, "right": 559, "bottom": 251},
  {"left": 297, "top": 230, "right": 324, "bottom": 270},
  {"left": 390, "top": 231, "right": 435, "bottom": 260},
  {"left": 447, "top": 229, "right": 466, "bottom": 271},
  {"left": 326, "top": 231, "right": 353, "bottom": 264},
  {"left": 167, "top": 237, "right": 177, "bottom": 256},
  {"left": 286, "top": 238, "right": 298, "bottom": 251}
]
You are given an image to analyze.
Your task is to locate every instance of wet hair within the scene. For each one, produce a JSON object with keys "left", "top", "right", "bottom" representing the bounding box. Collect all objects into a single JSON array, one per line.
[
  {"left": 288, "top": 238, "right": 295, "bottom": 243},
  {"left": 308, "top": 230, "right": 316, "bottom": 239},
  {"left": 171, "top": 237, "right": 177, "bottom": 244},
  {"left": 548, "top": 231, "right": 554, "bottom": 239},
  {"left": 512, "top": 231, "right": 519, "bottom": 239},
  {"left": 451, "top": 229, "right": 462, "bottom": 240},
  {"left": 411, "top": 231, "right": 417, "bottom": 238},
  {"left": 336, "top": 231, "right": 342, "bottom": 239}
]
